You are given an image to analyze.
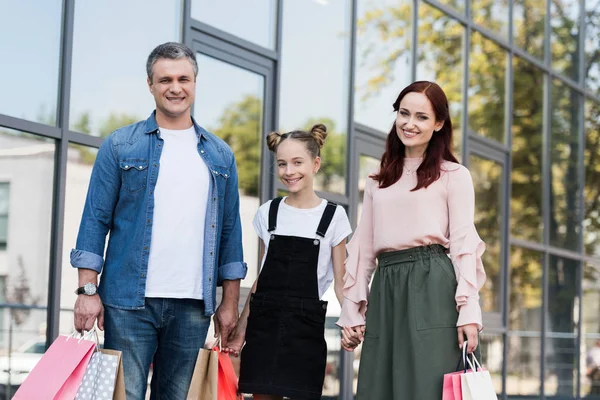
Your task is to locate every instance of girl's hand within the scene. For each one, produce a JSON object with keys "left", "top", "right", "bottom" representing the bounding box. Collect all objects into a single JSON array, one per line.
[
  {"left": 341, "top": 325, "right": 365, "bottom": 352},
  {"left": 457, "top": 324, "right": 479, "bottom": 353},
  {"left": 222, "top": 326, "right": 246, "bottom": 357}
]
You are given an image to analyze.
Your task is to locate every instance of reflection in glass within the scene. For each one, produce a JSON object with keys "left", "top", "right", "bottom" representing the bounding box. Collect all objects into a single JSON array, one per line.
[
  {"left": 585, "top": 100, "right": 600, "bottom": 257},
  {"left": 586, "top": 0, "right": 600, "bottom": 93},
  {"left": 323, "top": 319, "right": 342, "bottom": 397},
  {"left": 354, "top": 0, "right": 412, "bottom": 133},
  {"left": 280, "top": 0, "right": 350, "bottom": 194},
  {"left": 357, "top": 154, "right": 381, "bottom": 223},
  {"left": 583, "top": 263, "right": 600, "bottom": 335},
  {"left": 468, "top": 31, "right": 507, "bottom": 143},
  {"left": 544, "top": 336, "right": 577, "bottom": 397},
  {"left": 506, "top": 335, "right": 541, "bottom": 396},
  {"left": 191, "top": 0, "right": 276, "bottom": 49},
  {"left": 0, "top": 128, "right": 54, "bottom": 395},
  {"left": 547, "top": 255, "right": 579, "bottom": 334},
  {"left": 437, "top": 0, "right": 465, "bottom": 13},
  {"left": 471, "top": 0, "right": 509, "bottom": 38},
  {"left": 417, "top": 4, "right": 464, "bottom": 159},
  {"left": 470, "top": 155, "right": 503, "bottom": 313},
  {"left": 550, "top": 80, "right": 581, "bottom": 251},
  {"left": 511, "top": 58, "right": 544, "bottom": 242},
  {"left": 70, "top": 0, "right": 182, "bottom": 136},
  {"left": 60, "top": 145, "right": 98, "bottom": 333},
  {"left": 194, "top": 54, "right": 264, "bottom": 288},
  {"left": 551, "top": 0, "right": 580, "bottom": 81},
  {"left": 582, "top": 336, "right": 600, "bottom": 398},
  {"left": 513, "top": 0, "right": 546, "bottom": 59},
  {"left": 0, "top": 183, "right": 8, "bottom": 250},
  {"left": 0, "top": 1, "right": 62, "bottom": 125},
  {"left": 0, "top": 308, "right": 48, "bottom": 397},
  {"left": 480, "top": 334, "right": 504, "bottom": 395},
  {"left": 509, "top": 247, "right": 543, "bottom": 331}
]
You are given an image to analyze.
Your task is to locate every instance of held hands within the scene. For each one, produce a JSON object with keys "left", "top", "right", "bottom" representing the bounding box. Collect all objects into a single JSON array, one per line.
[
  {"left": 341, "top": 325, "right": 365, "bottom": 352},
  {"left": 213, "top": 301, "right": 239, "bottom": 355},
  {"left": 457, "top": 323, "right": 479, "bottom": 353}
]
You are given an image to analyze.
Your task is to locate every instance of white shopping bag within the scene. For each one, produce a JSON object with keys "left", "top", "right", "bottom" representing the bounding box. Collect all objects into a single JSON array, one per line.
[{"left": 460, "top": 351, "right": 498, "bottom": 400}]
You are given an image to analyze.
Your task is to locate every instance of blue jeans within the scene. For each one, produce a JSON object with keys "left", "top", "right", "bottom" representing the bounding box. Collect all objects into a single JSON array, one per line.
[{"left": 104, "top": 298, "right": 211, "bottom": 399}]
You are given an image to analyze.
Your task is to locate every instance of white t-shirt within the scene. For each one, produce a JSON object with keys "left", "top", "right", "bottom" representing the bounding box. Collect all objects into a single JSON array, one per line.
[
  {"left": 145, "top": 126, "right": 210, "bottom": 299},
  {"left": 253, "top": 198, "right": 352, "bottom": 299}
]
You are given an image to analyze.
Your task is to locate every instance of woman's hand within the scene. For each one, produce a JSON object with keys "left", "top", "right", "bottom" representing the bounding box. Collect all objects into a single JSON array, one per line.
[
  {"left": 222, "top": 326, "right": 246, "bottom": 357},
  {"left": 341, "top": 325, "right": 365, "bottom": 352},
  {"left": 457, "top": 324, "right": 479, "bottom": 353}
]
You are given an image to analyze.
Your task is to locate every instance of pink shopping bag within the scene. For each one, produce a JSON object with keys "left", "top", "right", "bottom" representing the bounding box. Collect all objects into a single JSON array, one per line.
[
  {"left": 13, "top": 334, "right": 96, "bottom": 400},
  {"left": 442, "top": 370, "right": 466, "bottom": 400}
]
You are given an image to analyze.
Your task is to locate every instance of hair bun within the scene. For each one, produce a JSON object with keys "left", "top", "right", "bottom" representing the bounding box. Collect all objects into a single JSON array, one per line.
[
  {"left": 266, "top": 131, "right": 283, "bottom": 152},
  {"left": 309, "top": 124, "right": 328, "bottom": 149}
]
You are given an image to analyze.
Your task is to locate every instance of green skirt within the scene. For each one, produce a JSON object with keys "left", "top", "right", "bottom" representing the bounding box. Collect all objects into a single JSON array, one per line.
[{"left": 356, "top": 244, "right": 465, "bottom": 400}]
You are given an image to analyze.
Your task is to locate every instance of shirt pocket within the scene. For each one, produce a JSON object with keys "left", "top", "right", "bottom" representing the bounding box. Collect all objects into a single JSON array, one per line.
[
  {"left": 210, "top": 166, "right": 230, "bottom": 198},
  {"left": 119, "top": 159, "right": 149, "bottom": 192}
]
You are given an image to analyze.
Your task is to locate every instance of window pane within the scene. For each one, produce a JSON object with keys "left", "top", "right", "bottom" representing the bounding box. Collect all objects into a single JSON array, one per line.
[
  {"left": 191, "top": 0, "right": 276, "bottom": 49},
  {"left": 416, "top": 4, "right": 464, "bottom": 159},
  {"left": 70, "top": 0, "right": 182, "bottom": 136},
  {"left": 468, "top": 31, "right": 507, "bottom": 143},
  {"left": 480, "top": 333, "right": 504, "bottom": 395},
  {"left": 582, "top": 336, "right": 600, "bottom": 398},
  {"left": 513, "top": 0, "right": 546, "bottom": 60},
  {"left": 59, "top": 145, "right": 98, "bottom": 333},
  {"left": 358, "top": 154, "right": 381, "bottom": 223},
  {"left": 280, "top": 0, "right": 350, "bottom": 194},
  {"left": 551, "top": 0, "right": 580, "bottom": 81},
  {"left": 194, "top": 54, "right": 264, "bottom": 288},
  {"left": 0, "top": 1, "right": 62, "bottom": 125},
  {"left": 506, "top": 335, "right": 541, "bottom": 396},
  {"left": 544, "top": 336, "right": 577, "bottom": 398},
  {"left": 354, "top": 0, "right": 412, "bottom": 133},
  {"left": 585, "top": 100, "right": 600, "bottom": 257},
  {"left": 583, "top": 263, "right": 600, "bottom": 335},
  {"left": 586, "top": 0, "right": 600, "bottom": 93},
  {"left": 323, "top": 318, "right": 342, "bottom": 397},
  {"left": 509, "top": 247, "right": 543, "bottom": 331},
  {"left": 470, "top": 155, "right": 503, "bottom": 313},
  {"left": 471, "top": 0, "right": 509, "bottom": 38},
  {"left": 437, "top": 0, "right": 465, "bottom": 13},
  {"left": 0, "top": 183, "right": 8, "bottom": 213},
  {"left": 0, "top": 308, "right": 48, "bottom": 397},
  {"left": 512, "top": 58, "right": 544, "bottom": 242},
  {"left": 547, "top": 256, "right": 580, "bottom": 334},
  {"left": 0, "top": 129, "right": 53, "bottom": 393},
  {"left": 550, "top": 80, "right": 582, "bottom": 251}
]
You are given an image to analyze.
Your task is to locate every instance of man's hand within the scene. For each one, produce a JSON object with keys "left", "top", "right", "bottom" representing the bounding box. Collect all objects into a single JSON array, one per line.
[
  {"left": 457, "top": 323, "right": 479, "bottom": 353},
  {"left": 74, "top": 294, "right": 104, "bottom": 332},
  {"left": 214, "top": 301, "right": 239, "bottom": 350}
]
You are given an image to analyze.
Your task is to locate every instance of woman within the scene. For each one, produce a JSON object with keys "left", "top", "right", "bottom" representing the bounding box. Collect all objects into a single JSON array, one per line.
[{"left": 339, "top": 81, "right": 487, "bottom": 399}]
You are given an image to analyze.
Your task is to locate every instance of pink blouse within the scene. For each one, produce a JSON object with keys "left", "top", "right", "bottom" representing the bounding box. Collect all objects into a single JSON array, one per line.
[{"left": 337, "top": 158, "right": 487, "bottom": 330}]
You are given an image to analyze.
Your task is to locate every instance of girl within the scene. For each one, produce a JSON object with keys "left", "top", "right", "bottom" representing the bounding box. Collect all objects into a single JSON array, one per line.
[
  {"left": 226, "top": 124, "right": 352, "bottom": 400},
  {"left": 339, "top": 81, "right": 487, "bottom": 399}
]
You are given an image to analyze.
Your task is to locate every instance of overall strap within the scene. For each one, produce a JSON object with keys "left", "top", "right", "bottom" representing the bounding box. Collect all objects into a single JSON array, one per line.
[
  {"left": 268, "top": 197, "right": 284, "bottom": 232},
  {"left": 316, "top": 201, "right": 338, "bottom": 238}
]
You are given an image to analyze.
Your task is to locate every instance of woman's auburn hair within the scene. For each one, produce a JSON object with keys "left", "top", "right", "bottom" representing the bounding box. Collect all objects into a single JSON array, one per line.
[{"left": 371, "top": 81, "right": 459, "bottom": 191}]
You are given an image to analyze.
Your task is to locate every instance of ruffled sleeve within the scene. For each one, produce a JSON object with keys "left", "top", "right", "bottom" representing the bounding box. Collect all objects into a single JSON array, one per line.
[
  {"left": 336, "top": 178, "right": 377, "bottom": 328},
  {"left": 447, "top": 166, "right": 487, "bottom": 331}
]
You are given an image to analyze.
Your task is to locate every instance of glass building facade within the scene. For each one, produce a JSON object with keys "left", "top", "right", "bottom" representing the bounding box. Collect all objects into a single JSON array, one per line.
[{"left": 0, "top": 0, "right": 599, "bottom": 398}]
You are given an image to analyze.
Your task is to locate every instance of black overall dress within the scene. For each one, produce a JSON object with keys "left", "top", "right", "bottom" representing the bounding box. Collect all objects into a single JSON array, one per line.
[{"left": 238, "top": 197, "right": 337, "bottom": 400}]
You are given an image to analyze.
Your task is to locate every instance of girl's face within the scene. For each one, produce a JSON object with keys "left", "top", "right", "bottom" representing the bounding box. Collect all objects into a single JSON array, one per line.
[
  {"left": 276, "top": 139, "right": 320, "bottom": 194},
  {"left": 395, "top": 92, "right": 444, "bottom": 157}
]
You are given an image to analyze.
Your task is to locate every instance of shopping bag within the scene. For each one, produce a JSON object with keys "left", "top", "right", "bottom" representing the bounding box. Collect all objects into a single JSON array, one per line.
[
  {"left": 460, "top": 351, "right": 498, "bottom": 400},
  {"left": 187, "top": 340, "right": 242, "bottom": 400},
  {"left": 443, "top": 345, "right": 471, "bottom": 400},
  {"left": 75, "top": 348, "right": 126, "bottom": 400},
  {"left": 13, "top": 333, "right": 96, "bottom": 400}
]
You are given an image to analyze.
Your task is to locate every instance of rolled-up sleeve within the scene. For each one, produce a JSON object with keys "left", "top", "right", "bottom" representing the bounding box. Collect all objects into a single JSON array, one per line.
[
  {"left": 71, "top": 135, "right": 121, "bottom": 274},
  {"left": 217, "top": 155, "right": 248, "bottom": 284},
  {"left": 448, "top": 166, "right": 487, "bottom": 331}
]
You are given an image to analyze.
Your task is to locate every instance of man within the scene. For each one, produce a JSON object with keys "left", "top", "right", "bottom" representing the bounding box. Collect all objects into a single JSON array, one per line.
[{"left": 70, "top": 42, "right": 247, "bottom": 399}]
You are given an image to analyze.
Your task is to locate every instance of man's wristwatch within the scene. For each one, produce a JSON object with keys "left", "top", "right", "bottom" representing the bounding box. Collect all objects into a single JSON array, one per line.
[{"left": 75, "top": 282, "right": 98, "bottom": 296}]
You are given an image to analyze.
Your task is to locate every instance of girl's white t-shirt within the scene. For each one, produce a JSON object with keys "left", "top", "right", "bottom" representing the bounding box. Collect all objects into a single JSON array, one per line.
[{"left": 253, "top": 197, "right": 353, "bottom": 299}]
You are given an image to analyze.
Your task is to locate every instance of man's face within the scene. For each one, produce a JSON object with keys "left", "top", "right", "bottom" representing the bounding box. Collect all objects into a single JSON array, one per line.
[{"left": 147, "top": 58, "right": 196, "bottom": 120}]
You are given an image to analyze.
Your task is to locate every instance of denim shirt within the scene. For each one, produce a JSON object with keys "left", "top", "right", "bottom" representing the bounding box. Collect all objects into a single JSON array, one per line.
[{"left": 70, "top": 112, "right": 247, "bottom": 315}]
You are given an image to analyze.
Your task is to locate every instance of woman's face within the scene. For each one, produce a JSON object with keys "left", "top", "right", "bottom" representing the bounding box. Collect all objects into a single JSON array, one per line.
[{"left": 395, "top": 92, "right": 444, "bottom": 156}]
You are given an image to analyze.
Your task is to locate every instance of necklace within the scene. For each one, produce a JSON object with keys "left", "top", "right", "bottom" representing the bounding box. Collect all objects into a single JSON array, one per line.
[{"left": 404, "top": 162, "right": 422, "bottom": 175}]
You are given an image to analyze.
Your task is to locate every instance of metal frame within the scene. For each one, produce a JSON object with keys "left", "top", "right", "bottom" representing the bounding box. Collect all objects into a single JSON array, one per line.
[{"left": 0, "top": 0, "right": 598, "bottom": 398}]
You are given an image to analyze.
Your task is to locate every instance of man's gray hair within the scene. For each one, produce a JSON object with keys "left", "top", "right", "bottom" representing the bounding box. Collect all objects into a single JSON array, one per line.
[{"left": 146, "top": 42, "right": 198, "bottom": 82}]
